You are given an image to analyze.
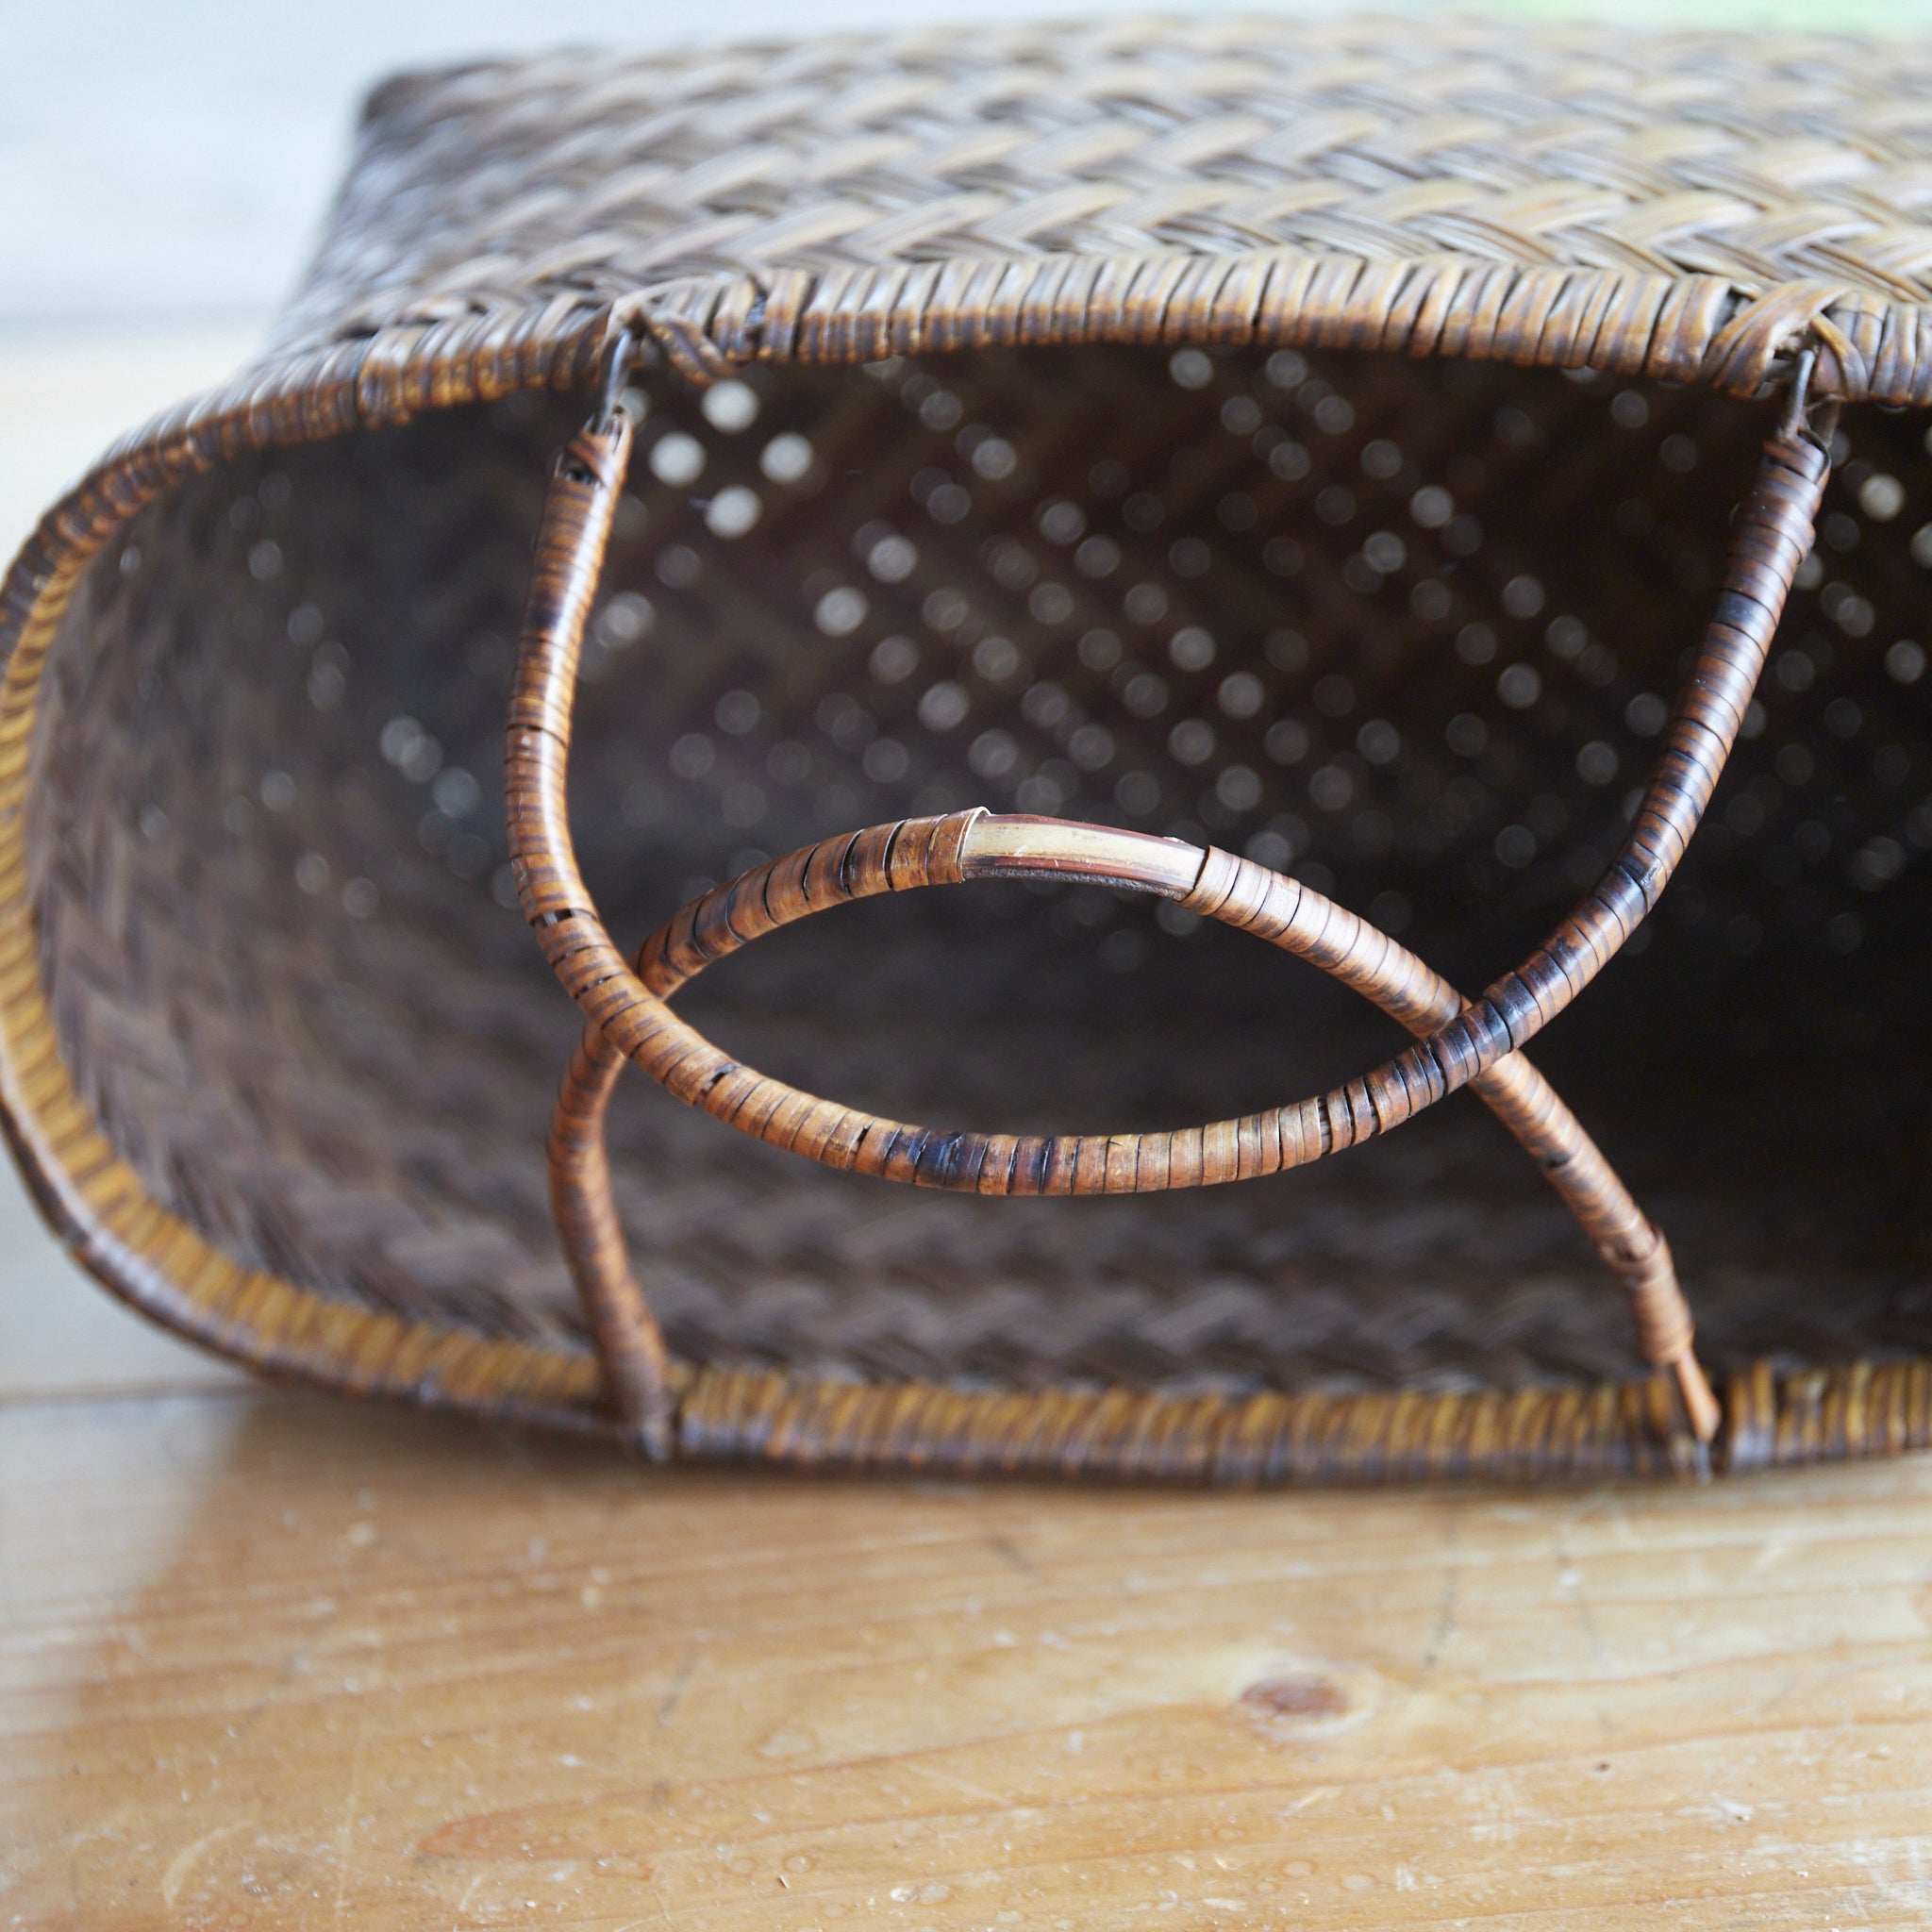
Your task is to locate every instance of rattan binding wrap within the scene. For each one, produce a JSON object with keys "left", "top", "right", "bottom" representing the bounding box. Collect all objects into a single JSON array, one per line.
[{"left": 6, "top": 18, "right": 1932, "bottom": 1482}]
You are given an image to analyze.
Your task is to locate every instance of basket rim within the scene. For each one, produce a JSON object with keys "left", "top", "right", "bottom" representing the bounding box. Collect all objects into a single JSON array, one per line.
[{"left": 2, "top": 259, "right": 1928, "bottom": 1481}]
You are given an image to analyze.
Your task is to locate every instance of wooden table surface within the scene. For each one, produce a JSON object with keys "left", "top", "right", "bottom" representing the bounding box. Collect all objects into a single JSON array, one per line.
[
  {"left": 8, "top": 1372, "right": 1932, "bottom": 1928},
  {"left": 6, "top": 333, "right": 1932, "bottom": 1932}
]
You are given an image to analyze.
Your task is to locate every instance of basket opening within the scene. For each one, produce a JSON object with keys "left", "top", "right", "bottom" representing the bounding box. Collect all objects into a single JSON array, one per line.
[{"left": 33, "top": 341, "right": 1932, "bottom": 1396}]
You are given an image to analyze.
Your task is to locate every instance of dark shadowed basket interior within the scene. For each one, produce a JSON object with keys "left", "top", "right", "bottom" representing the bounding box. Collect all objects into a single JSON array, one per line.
[{"left": 33, "top": 340, "right": 1932, "bottom": 1406}]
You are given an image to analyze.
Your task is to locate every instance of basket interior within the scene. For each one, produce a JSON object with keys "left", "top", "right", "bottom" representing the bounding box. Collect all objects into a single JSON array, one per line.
[{"left": 32, "top": 341, "right": 1932, "bottom": 1396}]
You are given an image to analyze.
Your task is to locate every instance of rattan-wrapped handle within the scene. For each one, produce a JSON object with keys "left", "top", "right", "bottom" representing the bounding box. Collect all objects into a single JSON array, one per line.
[
  {"left": 508, "top": 361, "right": 1828, "bottom": 1452},
  {"left": 551, "top": 807, "right": 1716, "bottom": 1437}
]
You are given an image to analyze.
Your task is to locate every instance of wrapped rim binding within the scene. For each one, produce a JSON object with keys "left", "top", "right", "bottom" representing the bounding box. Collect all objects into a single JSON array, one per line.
[{"left": 6, "top": 22, "right": 1932, "bottom": 1481}]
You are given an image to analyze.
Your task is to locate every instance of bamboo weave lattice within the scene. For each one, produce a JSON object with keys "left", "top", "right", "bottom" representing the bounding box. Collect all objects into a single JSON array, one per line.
[{"left": 4, "top": 18, "right": 1932, "bottom": 1481}]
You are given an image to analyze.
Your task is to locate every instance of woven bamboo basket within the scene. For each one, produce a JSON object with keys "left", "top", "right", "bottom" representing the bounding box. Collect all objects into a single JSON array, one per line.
[{"left": 8, "top": 18, "right": 1932, "bottom": 1484}]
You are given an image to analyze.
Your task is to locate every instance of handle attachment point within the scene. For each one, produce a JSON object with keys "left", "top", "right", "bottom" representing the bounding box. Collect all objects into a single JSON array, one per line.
[{"left": 509, "top": 366, "right": 1831, "bottom": 1455}]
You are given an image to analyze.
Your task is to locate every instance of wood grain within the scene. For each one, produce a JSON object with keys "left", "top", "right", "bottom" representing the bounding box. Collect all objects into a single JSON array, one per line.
[{"left": 7, "top": 1386, "right": 1932, "bottom": 1927}]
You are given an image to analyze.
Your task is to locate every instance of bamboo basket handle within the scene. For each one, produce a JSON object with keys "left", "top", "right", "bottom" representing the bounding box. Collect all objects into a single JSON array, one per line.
[
  {"left": 507, "top": 341, "right": 1830, "bottom": 1452},
  {"left": 550, "top": 808, "right": 1720, "bottom": 1447}
]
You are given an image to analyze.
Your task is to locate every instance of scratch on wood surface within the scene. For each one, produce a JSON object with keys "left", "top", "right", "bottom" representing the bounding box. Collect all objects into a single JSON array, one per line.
[
  {"left": 902, "top": 1754, "right": 1020, "bottom": 1811},
  {"left": 1749, "top": 1528, "right": 1808, "bottom": 1574},
  {"left": 333, "top": 1707, "right": 369, "bottom": 1924},
  {"left": 658, "top": 1643, "right": 697, "bottom": 1728},
  {"left": 1280, "top": 1785, "right": 1339, "bottom": 1816},
  {"left": 1553, "top": 1524, "right": 1610, "bottom": 1672},
  {"left": 160, "top": 1817, "right": 250, "bottom": 1907},
  {"left": 989, "top": 1534, "right": 1036, "bottom": 1576},
  {"left": 1422, "top": 1513, "right": 1461, "bottom": 1673},
  {"left": 607, "top": 1892, "right": 677, "bottom": 1932}
]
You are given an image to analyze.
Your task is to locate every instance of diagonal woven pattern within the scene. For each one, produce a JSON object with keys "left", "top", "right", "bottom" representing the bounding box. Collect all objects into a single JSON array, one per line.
[
  {"left": 3, "top": 19, "right": 1930, "bottom": 1480},
  {"left": 291, "top": 20, "right": 1932, "bottom": 335},
  {"left": 278, "top": 18, "right": 1932, "bottom": 402}
]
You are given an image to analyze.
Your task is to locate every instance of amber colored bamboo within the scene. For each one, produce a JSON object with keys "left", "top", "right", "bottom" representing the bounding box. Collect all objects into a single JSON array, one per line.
[
  {"left": 511, "top": 419, "right": 1824, "bottom": 1205},
  {"left": 551, "top": 812, "right": 1719, "bottom": 1438},
  {"left": 505, "top": 389, "right": 1831, "bottom": 1451},
  {"left": 9, "top": 18, "right": 1932, "bottom": 1486},
  {"left": 507, "top": 408, "right": 676, "bottom": 1449}
]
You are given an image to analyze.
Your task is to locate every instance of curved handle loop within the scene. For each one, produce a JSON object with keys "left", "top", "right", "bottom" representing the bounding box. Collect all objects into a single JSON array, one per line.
[
  {"left": 554, "top": 808, "right": 1719, "bottom": 1441},
  {"left": 509, "top": 356, "right": 1829, "bottom": 1451}
]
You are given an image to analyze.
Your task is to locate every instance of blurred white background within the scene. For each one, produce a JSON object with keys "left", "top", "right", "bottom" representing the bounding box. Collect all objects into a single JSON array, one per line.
[{"left": 3, "top": 0, "right": 1928, "bottom": 1393}]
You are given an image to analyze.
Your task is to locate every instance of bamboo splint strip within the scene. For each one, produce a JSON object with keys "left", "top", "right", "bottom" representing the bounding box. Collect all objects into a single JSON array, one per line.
[{"left": 507, "top": 361, "right": 1828, "bottom": 1462}]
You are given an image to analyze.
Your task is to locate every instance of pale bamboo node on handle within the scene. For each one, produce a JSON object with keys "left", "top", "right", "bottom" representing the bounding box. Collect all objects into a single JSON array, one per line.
[{"left": 509, "top": 355, "right": 1830, "bottom": 1457}]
